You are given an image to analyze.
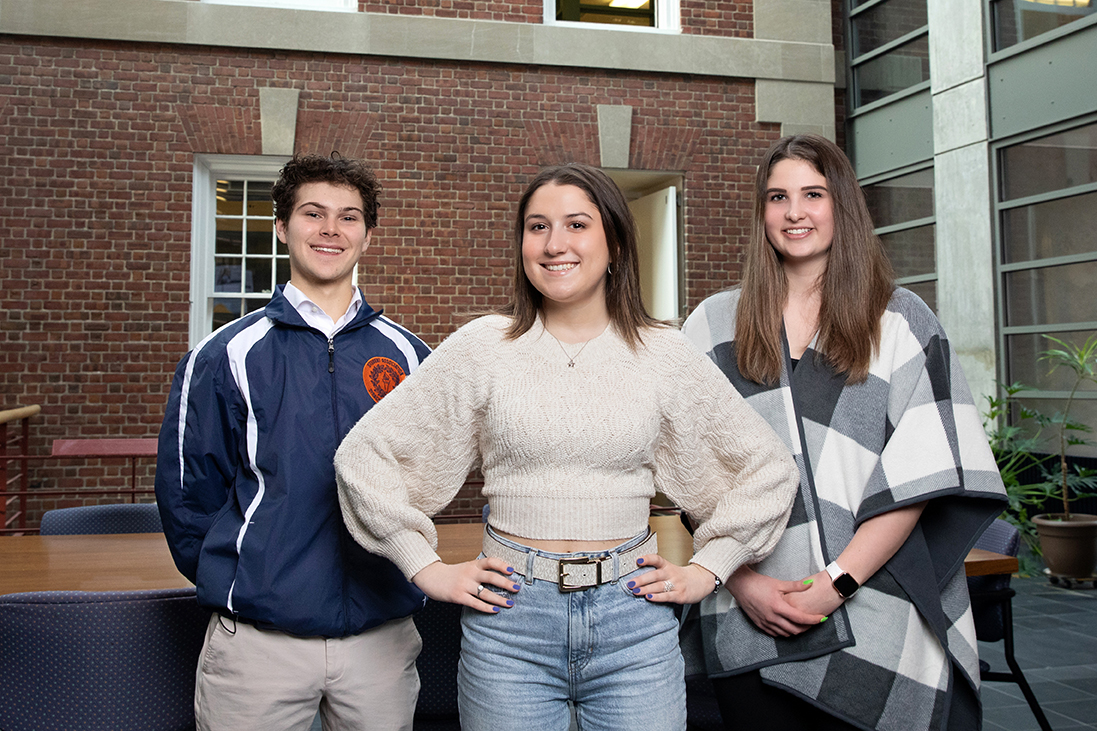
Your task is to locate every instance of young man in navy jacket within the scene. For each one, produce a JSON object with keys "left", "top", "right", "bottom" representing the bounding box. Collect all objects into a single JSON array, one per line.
[{"left": 156, "top": 154, "right": 430, "bottom": 730}]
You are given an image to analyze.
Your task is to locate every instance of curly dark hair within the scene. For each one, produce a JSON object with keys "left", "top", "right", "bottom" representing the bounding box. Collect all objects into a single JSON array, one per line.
[{"left": 271, "top": 153, "right": 381, "bottom": 228}]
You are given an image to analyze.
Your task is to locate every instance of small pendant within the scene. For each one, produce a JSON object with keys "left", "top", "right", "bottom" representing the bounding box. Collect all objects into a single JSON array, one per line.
[{"left": 567, "top": 360, "right": 575, "bottom": 368}]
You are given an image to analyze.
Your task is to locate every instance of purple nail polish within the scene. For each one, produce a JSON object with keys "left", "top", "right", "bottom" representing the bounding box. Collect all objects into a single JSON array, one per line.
[
  {"left": 506, "top": 599, "right": 514, "bottom": 606},
  {"left": 627, "top": 581, "right": 636, "bottom": 589},
  {"left": 646, "top": 594, "right": 653, "bottom": 599},
  {"left": 492, "top": 607, "right": 500, "bottom": 613},
  {"left": 636, "top": 558, "right": 645, "bottom": 565},
  {"left": 512, "top": 584, "right": 521, "bottom": 591},
  {"left": 506, "top": 567, "right": 514, "bottom": 573}
]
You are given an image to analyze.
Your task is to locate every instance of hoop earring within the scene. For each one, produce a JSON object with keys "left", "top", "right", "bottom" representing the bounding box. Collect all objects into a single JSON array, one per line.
[{"left": 607, "top": 263, "right": 613, "bottom": 276}]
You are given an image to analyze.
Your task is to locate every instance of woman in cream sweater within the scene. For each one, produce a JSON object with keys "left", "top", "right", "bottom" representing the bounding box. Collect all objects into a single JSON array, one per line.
[{"left": 335, "top": 163, "right": 800, "bottom": 731}]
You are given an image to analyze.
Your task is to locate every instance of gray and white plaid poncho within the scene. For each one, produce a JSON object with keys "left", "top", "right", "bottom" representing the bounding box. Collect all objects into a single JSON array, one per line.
[{"left": 680, "top": 287, "right": 1007, "bottom": 731}]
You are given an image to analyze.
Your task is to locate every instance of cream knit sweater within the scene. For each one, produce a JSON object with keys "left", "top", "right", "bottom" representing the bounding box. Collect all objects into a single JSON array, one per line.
[{"left": 335, "top": 315, "right": 799, "bottom": 583}]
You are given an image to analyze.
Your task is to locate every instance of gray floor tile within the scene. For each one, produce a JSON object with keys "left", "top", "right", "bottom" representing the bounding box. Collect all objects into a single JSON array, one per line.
[{"left": 976, "top": 574, "right": 1097, "bottom": 729}]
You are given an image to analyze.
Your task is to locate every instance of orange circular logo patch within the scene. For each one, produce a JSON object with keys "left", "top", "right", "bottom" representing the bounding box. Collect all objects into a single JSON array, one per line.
[{"left": 363, "top": 357, "right": 407, "bottom": 403}]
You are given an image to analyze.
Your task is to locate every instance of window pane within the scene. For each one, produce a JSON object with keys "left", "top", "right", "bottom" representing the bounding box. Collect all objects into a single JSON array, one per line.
[
  {"left": 1000, "top": 121, "right": 1097, "bottom": 201},
  {"left": 993, "top": 0, "right": 1095, "bottom": 51},
  {"left": 214, "top": 258, "right": 244, "bottom": 293},
  {"left": 247, "top": 226, "right": 276, "bottom": 258},
  {"left": 215, "top": 223, "right": 243, "bottom": 255},
  {"left": 853, "top": 34, "right": 930, "bottom": 106},
  {"left": 276, "top": 258, "right": 291, "bottom": 285},
  {"left": 1007, "top": 330, "right": 1097, "bottom": 391},
  {"left": 212, "top": 297, "right": 241, "bottom": 332},
  {"left": 1005, "top": 261, "right": 1097, "bottom": 326},
  {"left": 863, "top": 168, "right": 934, "bottom": 227},
  {"left": 903, "top": 280, "right": 937, "bottom": 314},
  {"left": 208, "top": 172, "right": 280, "bottom": 334},
  {"left": 247, "top": 182, "right": 274, "bottom": 217},
  {"left": 216, "top": 180, "right": 244, "bottom": 215},
  {"left": 244, "top": 257, "right": 272, "bottom": 293},
  {"left": 851, "top": 0, "right": 928, "bottom": 57},
  {"left": 1001, "top": 190, "right": 1097, "bottom": 264},
  {"left": 558, "top": 0, "right": 655, "bottom": 26},
  {"left": 881, "top": 225, "right": 935, "bottom": 278}
]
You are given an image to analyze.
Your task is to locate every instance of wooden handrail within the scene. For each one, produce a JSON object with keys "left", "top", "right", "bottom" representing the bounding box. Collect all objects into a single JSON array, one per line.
[
  {"left": 0, "top": 405, "right": 40, "bottom": 425},
  {"left": 1, "top": 405, "right": 41, "bottom": 534}
]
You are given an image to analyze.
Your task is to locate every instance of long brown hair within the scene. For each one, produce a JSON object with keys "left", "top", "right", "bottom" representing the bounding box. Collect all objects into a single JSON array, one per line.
[
  {"left": 501, "top": 163, "right": 663, "bottom": 348},
  {"left": 736, "top": 135, "right": 894, "bottom": 384}
]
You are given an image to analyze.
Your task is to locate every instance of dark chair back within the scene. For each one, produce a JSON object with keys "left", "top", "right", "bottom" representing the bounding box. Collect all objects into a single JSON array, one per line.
[
  {"left": 0, "top": 588, "right": 209, "bottom": 731},
  {"left": 40, "top": 502, "right": 163, "bottom": 535},
  {"left": 968, "top": 518, "right": 1020, "bottom": 643},
  {"left": 966, "top": 518, "right": 1052, "bottom": 731}
]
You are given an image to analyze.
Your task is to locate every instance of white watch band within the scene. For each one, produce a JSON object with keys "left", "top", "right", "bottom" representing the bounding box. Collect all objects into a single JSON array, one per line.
[{"left": 825, "top": 561, "right": 844, "bottom": 581}]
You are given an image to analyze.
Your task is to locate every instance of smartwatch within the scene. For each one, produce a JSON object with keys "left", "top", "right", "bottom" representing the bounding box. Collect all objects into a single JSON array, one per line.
[{"left": 825, "top": 561, "right": 859, "bottom": 599}]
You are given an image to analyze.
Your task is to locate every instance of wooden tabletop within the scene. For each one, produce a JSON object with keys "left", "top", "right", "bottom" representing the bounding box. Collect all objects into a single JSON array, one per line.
[
  {"left": 0, "top": 515, "right": 1017, "bottom": 595},
  {"left": 0, "top": 532, "right": 192, "bottom": 594},
  {"left": 963, "top": 547, "right": 1020, "bottom": 577}
]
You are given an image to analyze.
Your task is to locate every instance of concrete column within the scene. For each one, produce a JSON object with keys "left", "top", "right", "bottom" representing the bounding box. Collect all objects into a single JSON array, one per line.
[
  {"left": 753, "top": 0, "right": 836, "bottom": 140},
  {"left": 928, "top": 0, "right": 997, "bottom": 405}
]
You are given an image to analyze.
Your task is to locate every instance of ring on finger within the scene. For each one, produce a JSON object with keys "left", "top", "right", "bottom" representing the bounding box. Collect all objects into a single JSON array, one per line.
[
  {"left": 663, "top": 580, "right": 674, "bottom": 593},
  {"left": 476, "top": 584, "right": 485, "bottom": 597}
]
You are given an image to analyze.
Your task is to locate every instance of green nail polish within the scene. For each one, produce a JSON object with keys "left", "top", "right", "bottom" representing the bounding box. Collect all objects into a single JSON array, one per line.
[
  {"left": 820, "top": 616, "right": 829, "bottom": 623},
  {"left": 802, "top": 579, "right": 813, "bottom": 585}
]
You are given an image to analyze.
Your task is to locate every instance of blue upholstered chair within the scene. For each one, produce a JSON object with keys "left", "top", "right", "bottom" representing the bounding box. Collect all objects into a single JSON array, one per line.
[
  {"left": 0, "top": 588, "right": 208, "bottom": 731},
  {"left": 412, "top": 599, "right": 463, "bottom": 730},
  {"left": 967, "top": 518, "right": 1052, "bottom": 731},
  {"left": 39, "top": 502, "right": 162, "bottom": 535}
]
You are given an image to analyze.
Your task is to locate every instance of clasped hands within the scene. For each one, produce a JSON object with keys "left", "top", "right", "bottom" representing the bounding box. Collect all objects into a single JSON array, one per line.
[
  {"left": 726, "top": 565, "right": 840, "bottom": 637},
  {"left": 411, "top": 554, "right": 719, "bottom": 614}
]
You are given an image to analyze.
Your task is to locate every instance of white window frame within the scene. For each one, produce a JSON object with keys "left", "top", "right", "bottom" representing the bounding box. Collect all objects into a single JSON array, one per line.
[
  {"left": 200, "top": 0, "right": 356, "bottom": 11},
  {"left": 544, "top": 0, "right": 681, "bottom": 33},
  {"left": 190, "top": 154, "right": 291, "bottom": 348}
]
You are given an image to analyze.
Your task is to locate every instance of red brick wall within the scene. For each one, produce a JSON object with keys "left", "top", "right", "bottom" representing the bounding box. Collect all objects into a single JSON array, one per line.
[
  {"left": 359, "top": 0, "right": 543, "bottom": 23},
  {"left": 0, "top": 36, "right": 779, "bottom": 522},
  {"left": 680, "top": 1, "right": 753, "bottom": 37}
]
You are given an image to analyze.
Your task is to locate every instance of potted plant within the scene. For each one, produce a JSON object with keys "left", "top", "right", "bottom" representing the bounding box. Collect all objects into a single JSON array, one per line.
[
  {"left": 982, "top": 383, "right": 1051, "bottom": 570},
  {"left": 1027, "top": 335, "right": 1097, "bottom": 584}
]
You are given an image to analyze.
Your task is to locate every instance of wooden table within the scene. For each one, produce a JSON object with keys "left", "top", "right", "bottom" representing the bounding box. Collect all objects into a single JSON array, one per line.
[
  {"left": 0, "top": 532, "right": 192, "bottom": 594},
  {"left": 962, "top": 547, "right": 1020, "bottom": 577},
  {"left": 0, "top": 515, "right": 1016, "bottom": 595}
]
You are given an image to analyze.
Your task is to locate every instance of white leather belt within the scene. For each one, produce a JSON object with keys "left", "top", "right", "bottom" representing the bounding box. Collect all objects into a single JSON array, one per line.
[{"left": 482, "top": 529, "right": 657, "bottom": 593}]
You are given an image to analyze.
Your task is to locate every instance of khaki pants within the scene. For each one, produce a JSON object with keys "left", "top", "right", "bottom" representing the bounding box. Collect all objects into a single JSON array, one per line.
[{"left": 194, "top": 613, "right": 421, "bottom": 731}]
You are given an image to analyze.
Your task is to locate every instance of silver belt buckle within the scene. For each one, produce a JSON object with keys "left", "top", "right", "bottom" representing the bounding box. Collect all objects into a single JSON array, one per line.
[{"left": 557, "top": 555, "right": 602, "bottom": 593}]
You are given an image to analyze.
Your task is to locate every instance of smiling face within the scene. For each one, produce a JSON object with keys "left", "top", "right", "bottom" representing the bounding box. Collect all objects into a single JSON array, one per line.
[
  {"left": 763, "top": 157, "right": 835, "bottom": 277},
  {"left": 520, "top": 182, "right": 612, "bottom": 318},
  {"left": 276, "top": 181, "right": 372, "bottom": 299}
]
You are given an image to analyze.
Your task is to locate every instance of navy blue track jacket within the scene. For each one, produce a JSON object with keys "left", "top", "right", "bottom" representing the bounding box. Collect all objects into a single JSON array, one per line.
[{"left": 155, "top": 286, "right": 430, "bottom": 637}]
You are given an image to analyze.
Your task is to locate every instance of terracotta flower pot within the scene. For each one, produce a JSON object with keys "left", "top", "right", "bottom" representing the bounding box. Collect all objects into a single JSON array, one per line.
[{"left": 1033, "top": 513, "right": 1097, "bottom": 579}]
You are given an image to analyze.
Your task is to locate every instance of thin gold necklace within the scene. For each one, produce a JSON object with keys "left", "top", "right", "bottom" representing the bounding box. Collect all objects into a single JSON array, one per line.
[{"left": 548, "top": 331, "right": 594, "bottom": 367}]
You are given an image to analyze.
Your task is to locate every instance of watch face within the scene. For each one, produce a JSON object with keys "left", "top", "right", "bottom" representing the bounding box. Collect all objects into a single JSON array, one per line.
[{"left": 833, "top": 573, "right": 859, "bottom": 598}]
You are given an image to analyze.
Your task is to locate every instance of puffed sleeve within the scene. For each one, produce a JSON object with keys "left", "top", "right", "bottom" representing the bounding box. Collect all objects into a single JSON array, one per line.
[
  {"left": 335, "top": 317, "right": 498, "bottom": 580},
  {"left": 652, "top": 332, "right": 801, "bottom": 583}
]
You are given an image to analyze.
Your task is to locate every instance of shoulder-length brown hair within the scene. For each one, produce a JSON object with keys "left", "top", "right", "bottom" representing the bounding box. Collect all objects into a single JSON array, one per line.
[
  {"left": 736, "top": 134, "right": 894, "bottom": 385},
  {"left": 500, "top": 163, "right": 663, "bottom": 348}
]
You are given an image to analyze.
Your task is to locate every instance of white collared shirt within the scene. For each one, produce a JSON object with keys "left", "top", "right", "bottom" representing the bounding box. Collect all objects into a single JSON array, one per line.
[{"left": 283, "top": 283, "right": 362, "bottom": 339}]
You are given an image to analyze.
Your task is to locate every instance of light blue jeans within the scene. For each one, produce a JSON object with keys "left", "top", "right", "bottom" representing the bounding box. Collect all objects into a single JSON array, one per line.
[{"left": 457, "top": 529, "right": 686, "bottom": 731}]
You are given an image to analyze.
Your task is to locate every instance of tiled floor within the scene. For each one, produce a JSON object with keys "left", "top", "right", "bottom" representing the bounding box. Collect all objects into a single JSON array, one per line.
[{"left": 979, "top": 573, "right": 1097, "bottom": 730}]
